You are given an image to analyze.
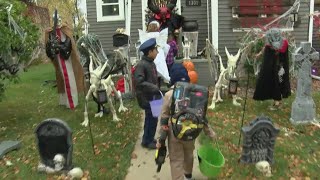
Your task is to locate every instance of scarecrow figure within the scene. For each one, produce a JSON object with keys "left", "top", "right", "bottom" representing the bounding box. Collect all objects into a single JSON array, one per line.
[{"left": 45, "top": 10, "right": 84, "bottom": 109}]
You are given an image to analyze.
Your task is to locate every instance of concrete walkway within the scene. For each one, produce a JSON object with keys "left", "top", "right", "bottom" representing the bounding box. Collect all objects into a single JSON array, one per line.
[{"left": 125, "top": 111, "right": 208, "bottom": 180}]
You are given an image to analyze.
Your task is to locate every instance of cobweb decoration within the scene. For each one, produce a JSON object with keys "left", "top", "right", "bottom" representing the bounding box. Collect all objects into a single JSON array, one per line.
[
  {"left": 237, "top": 0, "right": 301, "bottom": 76},
  {"left": 205, "top": 39, "right": 220, "bottom": 82}
]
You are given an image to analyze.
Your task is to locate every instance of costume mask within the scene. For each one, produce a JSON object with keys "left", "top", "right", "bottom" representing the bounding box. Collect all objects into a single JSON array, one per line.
[{"left": 266, "top": 28, "right": 283, "bottom": 50}]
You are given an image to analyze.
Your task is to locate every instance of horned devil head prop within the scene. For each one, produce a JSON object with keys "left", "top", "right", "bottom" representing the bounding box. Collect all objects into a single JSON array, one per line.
[
  {"left": 81, "top": 53, "right": 128, "bottom": 127},
  {"left": 208, "top": 47, "right": 242, "bottom": 109}
]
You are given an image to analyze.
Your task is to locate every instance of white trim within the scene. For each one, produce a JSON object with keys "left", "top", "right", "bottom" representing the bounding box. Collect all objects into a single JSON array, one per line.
[
  {"left": 211, "top": 0, "right": 219, "bottom": 48},
  {"left": 125, "top": 0, "right": 131, "bottom": 35},
  {"left": 309, "top": 0, "right": 314, "bottom": 44},
  {"left": 232, "top": 27, "right": 294, "bottom": 32},
  {"left": 96, "top": 0, "right": 124, "bottom": 22},
  {"left": 141, "top": 0, "right": 181, "bottom": 31}
]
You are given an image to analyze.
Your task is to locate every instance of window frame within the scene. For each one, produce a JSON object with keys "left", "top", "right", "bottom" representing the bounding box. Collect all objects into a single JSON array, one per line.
[{"left": 96, "top": 0, "right": 125, "bottom": 22}]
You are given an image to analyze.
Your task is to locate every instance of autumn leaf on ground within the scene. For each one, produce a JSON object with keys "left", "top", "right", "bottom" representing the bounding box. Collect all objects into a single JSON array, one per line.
[{"left": 131, "top": 152, "right": 137, "bottom": 159}]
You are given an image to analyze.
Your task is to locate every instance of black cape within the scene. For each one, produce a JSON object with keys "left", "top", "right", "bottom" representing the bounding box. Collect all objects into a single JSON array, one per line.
[{"left": 253, "top": 40, "right": 291, "bottom": 101}]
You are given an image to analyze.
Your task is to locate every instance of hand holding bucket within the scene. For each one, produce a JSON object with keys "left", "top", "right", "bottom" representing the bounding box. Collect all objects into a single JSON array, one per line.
[
  {"left": 149, "top": 90, "right": 164, "bottom": 118},
  {"left": 197, "top": 137, "right": 225, "bottom": 178}
]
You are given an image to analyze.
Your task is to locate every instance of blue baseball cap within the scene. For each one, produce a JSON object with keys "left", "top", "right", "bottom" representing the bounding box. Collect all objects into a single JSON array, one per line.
[{"left": 139, "top": 38, "right": 157, "bottom": 54}]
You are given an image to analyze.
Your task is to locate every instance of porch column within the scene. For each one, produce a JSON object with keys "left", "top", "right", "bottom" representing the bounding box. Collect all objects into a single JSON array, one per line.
[
  {"left": 309, "top": 0, "right": 314, "bottom": 45},
  {"left": 211, "top": 0, "right": 219, "bottom": 48}
]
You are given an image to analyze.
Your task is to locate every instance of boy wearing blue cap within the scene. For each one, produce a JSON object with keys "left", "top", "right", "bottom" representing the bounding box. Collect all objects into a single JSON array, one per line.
[{"left": 134, "top": 38, "right": 160, "bottom": 149}]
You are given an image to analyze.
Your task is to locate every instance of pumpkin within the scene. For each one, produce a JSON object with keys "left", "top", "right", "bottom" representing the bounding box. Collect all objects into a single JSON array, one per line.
[
  {"left": 188, "top": 70, "right": 198, "bottom": 84},
  {"left": 182, "top": 60, "right": 195, "bottom": 71}
]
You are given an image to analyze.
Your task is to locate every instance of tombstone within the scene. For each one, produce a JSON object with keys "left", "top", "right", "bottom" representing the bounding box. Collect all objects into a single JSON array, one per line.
[
  {"left": 0, "top": 141, "right": 21, "bottom": 158},
  {"left": 35, "top": 118, "right": 73, "bottom": 170},
  {"left": 240, "top": 116, "right": 280, "bottom": 164},
  {"left": 290, "top": 42, "right": 319, "bottom": 125}
]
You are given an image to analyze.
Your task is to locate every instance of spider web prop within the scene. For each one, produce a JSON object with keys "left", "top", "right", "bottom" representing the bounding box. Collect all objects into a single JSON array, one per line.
[
  {"left": 205, "top": 39, "right": 220, "bottom": 82},
  {"left": 237, "top": 0, "right": 300, "bottom": 76},
  {"left": 0, "top": 4, "right": 27, "bottom": 76},
  {"left": 77, "top": 34, "right": 112, "bottom": 78}
]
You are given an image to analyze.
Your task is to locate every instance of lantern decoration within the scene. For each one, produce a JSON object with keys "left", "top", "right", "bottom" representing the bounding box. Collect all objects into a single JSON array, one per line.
[
  {"left": 188, "top": 70, "right": 198, "bottom": 84},
  {"left": 97, "top": 88, "right": 108, "bottom": 104},
  {"left": 182, "top": 60, "right": 195, "bottom": 71},
  {"left": 228, "top": 77, "right": 239, "bottom": 95}
]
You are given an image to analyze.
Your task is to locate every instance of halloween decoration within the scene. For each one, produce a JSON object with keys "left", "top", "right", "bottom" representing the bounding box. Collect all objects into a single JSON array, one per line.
[
  {"left": 209, "top": 47, "right": 242, "bottom": 109},
  {"left": 77, "top": 34, "right": 128, "bottom": 127},
  {"left": 146, "top": 0, "right": 184, "bottom": 34},
  {"left": 188, "top": 70, "right": 198, "bottom": 84},
  {"left": 45, "top": 10, "right": 84, "bottom": 109},
  {"left": 255, "top": 161, "right": 272, "bottom": 177},
  {"left": 182, "top": 60, "right": 195, "bottom": 71}
]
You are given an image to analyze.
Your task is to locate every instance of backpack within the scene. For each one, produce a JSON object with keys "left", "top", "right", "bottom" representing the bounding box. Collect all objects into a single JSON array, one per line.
[{"left": 170, "top": 82, "right": 209, "bottom": 141}]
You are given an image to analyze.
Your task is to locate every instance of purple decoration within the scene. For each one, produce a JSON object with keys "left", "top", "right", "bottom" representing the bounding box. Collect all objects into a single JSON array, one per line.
[{"left": 311, "top": 66, "right": 318, "bottom": 76}]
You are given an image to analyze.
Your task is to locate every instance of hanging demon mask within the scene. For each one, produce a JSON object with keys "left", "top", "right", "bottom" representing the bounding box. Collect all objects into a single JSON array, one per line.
[
  {"left": 147, "top": 0, "right": 184, "bottom": 33},
  {"left": 266, "top": 28, "right": 284, "bottom": 50}
]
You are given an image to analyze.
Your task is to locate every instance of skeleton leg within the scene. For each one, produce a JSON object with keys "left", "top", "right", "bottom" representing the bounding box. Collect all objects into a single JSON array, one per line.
[
  {"left": 110, "top": 84, "right": 127, "bottom": 112},
  {"left": 81, "top": 86, "right": 94, "bottom": 127},
  {"left": 208, "top": 86, "right": 219, "bottom": 109},
  {"left": 107, "top": 93, "right": 121, "bottom": 121},
  {"left": 94, "top": 103, "right": 104, "bottom": 118},
  {"left": 232, "top": 94, "right": 241, "bottom": 106}
]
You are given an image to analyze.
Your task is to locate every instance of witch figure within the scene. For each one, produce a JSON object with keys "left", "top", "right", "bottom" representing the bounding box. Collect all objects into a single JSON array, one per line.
[{"left": 253, "top": 28, "right": 291, "bottom": 110}]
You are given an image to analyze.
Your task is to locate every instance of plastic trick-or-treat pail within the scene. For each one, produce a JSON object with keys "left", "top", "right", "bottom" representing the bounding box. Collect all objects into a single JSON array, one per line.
[
  {"left": 149, "top": 91, "right": 164, "bottom": 118},
  {"left": 197, "top": 144, "right": 225, "bottom": 178}
]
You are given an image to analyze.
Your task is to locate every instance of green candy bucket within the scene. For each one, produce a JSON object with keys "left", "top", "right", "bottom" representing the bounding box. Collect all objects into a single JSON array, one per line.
[{"left": 197, "top": 144, "right": 225, "bottom": 178}]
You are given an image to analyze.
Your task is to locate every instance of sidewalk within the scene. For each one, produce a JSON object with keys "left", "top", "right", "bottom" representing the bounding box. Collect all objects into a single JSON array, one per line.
[{"left": 125, "top": 111, "right": 208, "bottom": 180}]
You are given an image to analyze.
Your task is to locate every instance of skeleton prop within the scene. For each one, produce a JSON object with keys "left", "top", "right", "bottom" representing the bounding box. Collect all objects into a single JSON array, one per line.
[
  {"left": 37, "top": 154, "right": 66, "bottom": 173},
  {"left": 81, "top": 55, "right": 128, "bottom": 127},
  {"left": 208, "top": 47, "right": 241, "bottom": 109},
  {"left": 77, "top": 34, "right": 128, "bottom": 127},
  {"left": 255, "top": 161, "right": 272, "bottom": 177}
]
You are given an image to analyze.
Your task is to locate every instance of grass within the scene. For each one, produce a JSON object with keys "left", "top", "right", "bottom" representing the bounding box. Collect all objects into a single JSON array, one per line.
[
  {"left": 0, "top": 63, "right": 143, "bottom": 179},
  {"left": 200, "top": 85, "right": 320, "bottom": 179},
  {"left": 1, "top": 63, "right": 319, "bottom": 179}
]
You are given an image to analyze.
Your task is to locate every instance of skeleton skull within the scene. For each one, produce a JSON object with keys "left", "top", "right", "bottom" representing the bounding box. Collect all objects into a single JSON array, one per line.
[
  {"left": 53, "top": 154, "right": 65, "bottom": 171},
  {"left": 255, "top": 161, "right": 272, "bottom": 177}
]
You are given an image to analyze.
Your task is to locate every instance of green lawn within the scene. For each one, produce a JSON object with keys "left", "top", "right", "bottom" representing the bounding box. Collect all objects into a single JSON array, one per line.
[
  {"left": 0, "top": 63, "right": 142, "bottom": 179},
  {"left": 202, "top": 83, "right": 320, "bottom": 179},
  {"left": 0, "top": 63, "right": 319, "bottom": 179}
]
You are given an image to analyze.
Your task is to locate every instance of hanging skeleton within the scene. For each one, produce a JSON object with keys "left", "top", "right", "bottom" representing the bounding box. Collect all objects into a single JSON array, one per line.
[
  {"left": 208, "top": 47, "right": 242, "bottom": 109},
  {"left": 77, "top": 34, "right": 128, "bottom": 126},
  {"left": 147, "top": 0, "right": 184, "bottom": 34}
]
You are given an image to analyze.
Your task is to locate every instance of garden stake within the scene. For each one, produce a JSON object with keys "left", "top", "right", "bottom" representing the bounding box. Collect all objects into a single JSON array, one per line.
[
  {"left": 83, "top": 75, "right": 95, "bottom": 155},
  {"left": 238, "top": 71, "right": 250, "bottom": 147}
]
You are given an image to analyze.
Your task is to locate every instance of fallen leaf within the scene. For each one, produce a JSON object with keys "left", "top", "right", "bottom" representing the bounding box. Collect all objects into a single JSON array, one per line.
[{"left": 131, "top": 152, "right": 137, "bottom": 159}]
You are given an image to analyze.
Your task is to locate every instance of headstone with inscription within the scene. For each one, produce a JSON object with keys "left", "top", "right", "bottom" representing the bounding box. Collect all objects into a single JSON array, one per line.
[
  {"left": 290, "top": 42, "right": 319, "bottom": 124},
  {"left": 240, "top": 116, "right": 280, "bottom": 164},
  {"left": 35, "top": 118, "right": 73, "bottom": 170}
]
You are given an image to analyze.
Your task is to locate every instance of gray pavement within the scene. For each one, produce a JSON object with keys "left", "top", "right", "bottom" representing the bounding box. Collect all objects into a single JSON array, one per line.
[{"left": 125, "top": 111, "right": 208, "bottom": 180}]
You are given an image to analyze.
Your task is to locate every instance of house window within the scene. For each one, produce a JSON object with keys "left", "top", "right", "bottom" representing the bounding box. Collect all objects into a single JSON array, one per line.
[
  {"left": 231, "top": 0, "right": 297, "bottom": 32},
  {"left": 96, "top": 0, "right": 124, "bottom": 22}
]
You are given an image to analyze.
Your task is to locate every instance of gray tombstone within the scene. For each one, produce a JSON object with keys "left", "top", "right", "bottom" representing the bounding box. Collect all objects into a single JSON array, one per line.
[
  {"left": 290, "top": 42, "right": 319, "bottom": 125},
  {"left": 35, "top": 118, "right": 73, "bottom": 170},
  {"left": 240, "top": 116, "right": 280, "bottom": 164}
]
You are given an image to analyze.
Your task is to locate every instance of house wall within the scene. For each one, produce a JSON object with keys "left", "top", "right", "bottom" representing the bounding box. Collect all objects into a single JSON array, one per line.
[
  {"left": 87, "top": 0, "right": 125, "bottom": 56},
  {"left": 313, "top": 4, "right": 320, "bottom": 51},
  {"left": 180, "top": 0, "right": 211, "bottom": 51},
  {"left": 218, "top": 1, "right": 310, "bottom": 59},
  {"left": 128, "top": 1, "right": 142, "bottom": 57}
]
